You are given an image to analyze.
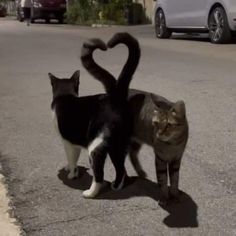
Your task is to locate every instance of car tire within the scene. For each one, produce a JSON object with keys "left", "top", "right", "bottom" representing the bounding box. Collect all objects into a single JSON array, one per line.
[
  {"left": 208, "top": 6, "right": 231, "bottom": 44},
  {"left": 45, "top": 18, "right": 50, "bottom": 24},
  {"left": 30, "top": 18, "right": 35, "bottom": 23},
  {"left": 155, "top": 9, "right": 172, "bottom": 39}
]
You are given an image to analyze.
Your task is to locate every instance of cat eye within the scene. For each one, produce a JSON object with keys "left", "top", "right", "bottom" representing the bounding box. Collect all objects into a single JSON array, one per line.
[{"left": 153, "top": 110, "right": 158, "bottom": 115}]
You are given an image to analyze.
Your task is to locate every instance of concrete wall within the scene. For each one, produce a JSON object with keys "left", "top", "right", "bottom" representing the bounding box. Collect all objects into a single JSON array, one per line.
[{"left": 134, "top": 0, "right": 155, "bottom": 23}]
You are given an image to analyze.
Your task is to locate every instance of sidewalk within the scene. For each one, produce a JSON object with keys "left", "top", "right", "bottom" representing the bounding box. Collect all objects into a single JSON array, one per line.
[{"left": 0, "top": 171, "right": 21, "bottom": 236}]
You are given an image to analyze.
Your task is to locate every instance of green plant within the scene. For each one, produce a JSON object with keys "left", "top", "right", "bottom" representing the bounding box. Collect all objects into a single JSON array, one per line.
[
  {"left": 66, "top": 0, "right": 134, "bottom": 25},
  {"left": 101, "top": 2, "right": 125, "bottom": 24},
  {"left": 66, "top": 0, "right": 99, "bottom": 24}
]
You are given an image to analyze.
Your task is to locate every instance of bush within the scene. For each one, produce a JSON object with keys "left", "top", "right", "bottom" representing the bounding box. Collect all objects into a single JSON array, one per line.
[
  {"left": 66, "top": 0, "right": 132, "bottom": 25},
  {"left": 66, "top": 0, "right": 100, "bottom": 25},
  {"left": 100, "top": 1, "right": 126, "bottom": 25}
]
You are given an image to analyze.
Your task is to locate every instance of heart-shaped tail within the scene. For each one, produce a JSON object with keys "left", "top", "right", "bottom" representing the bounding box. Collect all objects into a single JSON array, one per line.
[
  {"left": 107, "top": 32, "right": 141, "bottom": 101},
  {"left": 81, "top": 38, "right": 116, "bottom": 95}
]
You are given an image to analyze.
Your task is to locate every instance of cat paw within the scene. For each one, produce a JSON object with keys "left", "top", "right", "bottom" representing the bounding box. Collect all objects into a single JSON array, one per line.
[
  {"left": 158, "top": 197, "right": 169, "bottom": 207},
  {"left": 169, "top": 189, "right": 181, "bottom": 203},
  {"left": 111, "top": 174, "right": 126, "bottom": 191},
  {"left": 82, "top": 189, "right": 97, "bottom": 198},
  {"left": 158, "top": 187, "right": 169, "bottom": 206},
  {"left": 82, "top": 182, "right": 103, "bottom": 198},
  {"left": 67, "top": 167, "right": 79, "bottom": 179}
]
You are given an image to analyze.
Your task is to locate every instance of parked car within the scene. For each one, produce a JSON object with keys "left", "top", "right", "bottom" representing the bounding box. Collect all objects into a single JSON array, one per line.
[
  {"left": 154, "top": 0, "right": 236, "bottom": 44},
  {"left": 16, "top": 0, "right": 66, "bottom": 23},
  {"left": 0, "top": 4, "right": 7, "bottom": 17}
]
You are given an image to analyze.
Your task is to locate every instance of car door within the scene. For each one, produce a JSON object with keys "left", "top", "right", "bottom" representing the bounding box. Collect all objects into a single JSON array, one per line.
[
  {"left": 186, "top": 0, "right": 207, "bottom": 27},
  {"left": 165, "top": 0, "right": 207, "bottom": 28}
]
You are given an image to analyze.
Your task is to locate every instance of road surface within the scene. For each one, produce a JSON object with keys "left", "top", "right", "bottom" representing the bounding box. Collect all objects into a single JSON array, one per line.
[{"left": 0, "top": 18, "right": 235, "bottom": 236}]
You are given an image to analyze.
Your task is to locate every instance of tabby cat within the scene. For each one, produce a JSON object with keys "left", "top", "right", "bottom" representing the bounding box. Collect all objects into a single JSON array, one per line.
[
  {"left": 49, "top": 32, "right": 140, "bottom": 198},
  {"left": 83, "top": 37, "right": 189, "bottom": 205},
  {"left": 128, "top": 90, "right": 188, "bottom": 205}
]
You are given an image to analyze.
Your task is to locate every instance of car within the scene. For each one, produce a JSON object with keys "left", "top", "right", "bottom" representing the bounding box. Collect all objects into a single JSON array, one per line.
[
  {"left": 0, "top": 4, "right": 7, "bottom": 17},
  {"left": 16, "top": 0, "right": 66, "bottom": 24},
  {"left": 154, "top": 0, "right": 236, "bottom": 44}
]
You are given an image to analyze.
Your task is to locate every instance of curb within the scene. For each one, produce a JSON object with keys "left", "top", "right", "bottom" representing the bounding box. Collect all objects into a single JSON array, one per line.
[{"left": 0, "top": 168, "right": 21, "bottom": 236}]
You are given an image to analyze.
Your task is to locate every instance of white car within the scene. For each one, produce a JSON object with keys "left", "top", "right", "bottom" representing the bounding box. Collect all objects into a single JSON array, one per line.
[{"left": 154, "top": 0, "right": 236, "bottom": 43}]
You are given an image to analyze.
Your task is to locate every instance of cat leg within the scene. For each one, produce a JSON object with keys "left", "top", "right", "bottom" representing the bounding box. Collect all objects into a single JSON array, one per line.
[
  {"left": 169, "top": 159, "right": 181, "bottom": 202},
  {"left": 155, "top": 154, "right": 169, "bottom": 206},
  {"left": 129, "top": 141, "right": 147, "bottom": 178},
  {"left": 63, "top": 140, "right": 81, "bottom": 179},
  {"left": 109, "top": 147, "right": 127, "bottom": 191},
  {"left": 83, "top": 140, "right": 107, "bottom": 198}
]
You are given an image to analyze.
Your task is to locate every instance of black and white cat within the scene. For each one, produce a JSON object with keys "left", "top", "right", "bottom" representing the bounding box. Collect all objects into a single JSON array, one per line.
[
  {"left": 49, "top": 33, "right": 140, "bottom": 198},
  {"left": 81, "top": 36, "right": 189, "bottom": 205}
]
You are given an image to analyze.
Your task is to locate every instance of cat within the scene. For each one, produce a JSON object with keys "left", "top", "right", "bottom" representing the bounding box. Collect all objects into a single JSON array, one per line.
[
  {"left": 82, "top": 38, "right": 189, "bottom": 205},
  {"left": 49, "top": 32, "right": 140, "bottom": 199},
  {"left": 128, "top": 90, "right": 188, "bottom": 205}
]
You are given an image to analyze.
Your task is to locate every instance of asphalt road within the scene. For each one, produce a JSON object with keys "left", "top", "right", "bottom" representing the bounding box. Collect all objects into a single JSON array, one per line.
[{"left": 0, "top": 18, "right": 235, "bottom": 236}]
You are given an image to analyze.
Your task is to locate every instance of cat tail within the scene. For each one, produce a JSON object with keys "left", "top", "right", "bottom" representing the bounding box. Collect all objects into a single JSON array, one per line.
[
  {"left": 81, "top": 38, "right": 116, "bottom": 95},
  {"left": 107, "top": 32, "right": 141, "bottom": 101}
]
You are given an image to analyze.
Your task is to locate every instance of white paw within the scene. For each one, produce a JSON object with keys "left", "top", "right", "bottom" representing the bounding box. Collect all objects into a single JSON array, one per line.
[
  {"left": 82, "top": 181, "right": 103, "bottom": 198},
  {"left": 82, "top": 189, "right": 97, "bottom": 198},
  {"left": 67, "top": 168, "right": 79, "bottom": 179}
]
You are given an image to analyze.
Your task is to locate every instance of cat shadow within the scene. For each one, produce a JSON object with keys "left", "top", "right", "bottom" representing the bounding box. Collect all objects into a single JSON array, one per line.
[
  {"left": 57, "top": 166, "right": 92, "bottom": 191},
  {"left": 57, "top": 166, "right": 198, "bottom": 228}
]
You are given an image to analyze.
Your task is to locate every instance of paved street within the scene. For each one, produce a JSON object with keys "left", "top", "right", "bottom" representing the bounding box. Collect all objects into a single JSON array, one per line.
[{"left": 0, "top": 18, "right": 235, "bottom": 236}]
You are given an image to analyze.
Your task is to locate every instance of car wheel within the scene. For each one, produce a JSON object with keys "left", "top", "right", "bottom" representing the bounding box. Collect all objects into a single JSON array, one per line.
[
  {"left": 208, "top": 6, "right": 231, "bottom": 44},
  {"left": 30, "top": 18, "right": 35, "bottom": 23},
  {"left": 155, "top": 9, "right": 172, "bottom": 39},
  {"left": 46, "top": 18, "right": 50, "bottom": 24}
]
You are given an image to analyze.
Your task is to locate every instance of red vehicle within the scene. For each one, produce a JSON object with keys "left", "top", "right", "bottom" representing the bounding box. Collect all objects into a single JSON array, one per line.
[{"left": 16, "top": 0, "right": 66, "bottom": 23}]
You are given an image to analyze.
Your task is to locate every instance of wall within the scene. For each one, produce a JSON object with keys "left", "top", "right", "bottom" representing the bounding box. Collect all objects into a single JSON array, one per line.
[{"left": 134, "top": 0, "right": 155, "bottom": 23}]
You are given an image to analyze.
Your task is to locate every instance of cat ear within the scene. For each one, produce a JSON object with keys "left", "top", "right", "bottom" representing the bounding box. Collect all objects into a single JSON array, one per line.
[
  {"left": 48, "top": 73, "right": 57, "bottom": 85},
  {"left": 171, "top": 101, "right": 186, "bottom": 119},
  {"left": 70, "top": 70, "right": 80, "bottom": 84},
  {"left": 150, "top": 94, "right": 160, "bottom": 109}
]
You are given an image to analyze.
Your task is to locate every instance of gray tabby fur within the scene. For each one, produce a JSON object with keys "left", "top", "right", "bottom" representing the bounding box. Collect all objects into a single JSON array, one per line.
[{"left": 128, "top": 89, "right": 189, "bottom": 205}]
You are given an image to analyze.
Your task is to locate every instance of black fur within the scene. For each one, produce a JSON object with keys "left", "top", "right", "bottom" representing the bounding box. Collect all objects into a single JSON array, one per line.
[
  {"left": 50, "top": 32, "right": 140, "bottom": 196},
  {"left": 78, "top": 33, "right": 188, "bottom": 205}
]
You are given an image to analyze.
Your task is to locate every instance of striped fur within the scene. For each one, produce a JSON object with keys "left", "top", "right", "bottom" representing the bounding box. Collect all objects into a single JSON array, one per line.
[
  {"left": 128, "top": 90, "right": 189, "bottom": 205},
  {"left": 80, "top": 33, "right": 188, "bottom": 205}
]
